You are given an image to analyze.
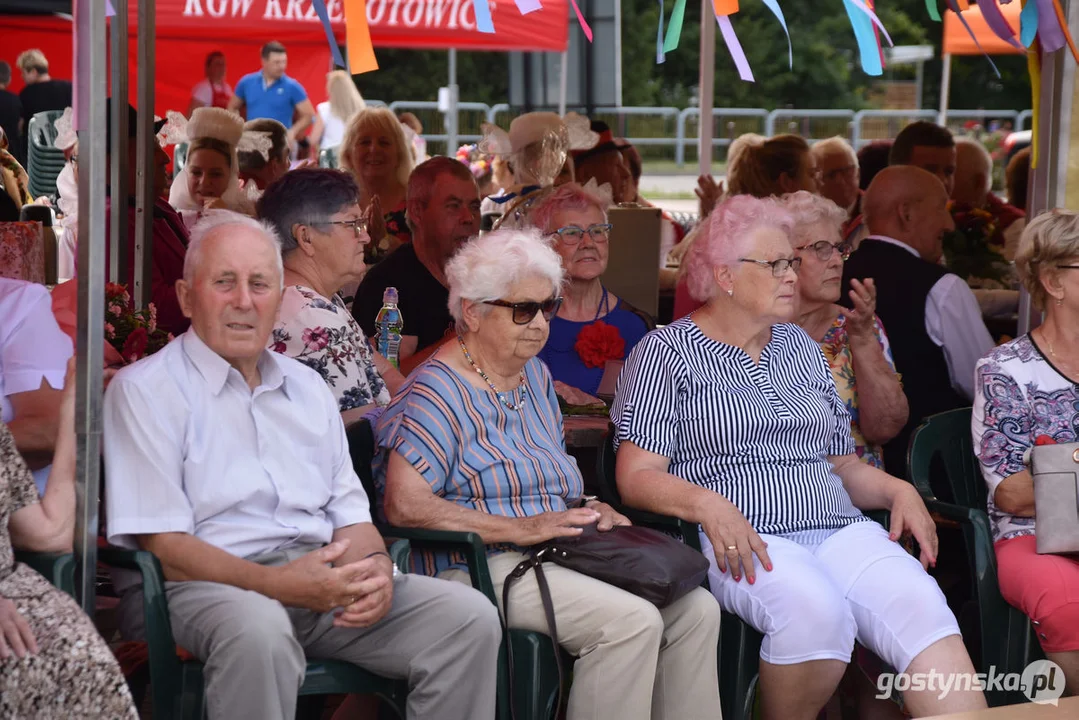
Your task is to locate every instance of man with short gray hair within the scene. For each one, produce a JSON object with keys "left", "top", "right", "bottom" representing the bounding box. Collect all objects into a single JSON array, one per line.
[
  {"left": 952, "top": 136, "right": 1025, "bottom": 263},
  {"left": 104, "top": 210, "right": 500, "bottom": 720}
]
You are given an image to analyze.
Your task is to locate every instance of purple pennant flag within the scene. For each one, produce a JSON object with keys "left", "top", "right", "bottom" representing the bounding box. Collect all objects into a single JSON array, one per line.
[
  {"left": 1034, "top": 0, "right": 1065, "bottom": 52},
  {"left": 311, "top": 0, "right": 348, "bottom": 69},
  {"left": 515, "top": 0, "right": 543, "bottom": 14},
  {"left": 716, "top": 14, "right": 753, "bottom": 82},
  {"left": 976, "top": 0, "right": 1024, "bottom": 51},
  {"left": 106, "top": 0, "right": 115, "bottom": 16}
]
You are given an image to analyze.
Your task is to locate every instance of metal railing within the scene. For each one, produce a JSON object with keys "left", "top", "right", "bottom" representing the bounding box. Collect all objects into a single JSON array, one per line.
[{"left": 368, "top": 101, "right": 1033, "bottom": 167}]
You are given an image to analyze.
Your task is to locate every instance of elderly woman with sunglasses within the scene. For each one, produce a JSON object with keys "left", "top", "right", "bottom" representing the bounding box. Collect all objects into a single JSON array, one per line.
[
  {"left": 783, "top": 191, "right": 908, "bottom": 470},
  {"left": 613, "top": 195, "right": 985, "bottom": 720},
  {"left": 257, "top": 168, "right": 405, "bottom": 423},
  {"left": 377, "top": 228, "right": 722, "bottom": 720},
  {"left": 528, "top": 183, "right": 653, "bottom": 397}
]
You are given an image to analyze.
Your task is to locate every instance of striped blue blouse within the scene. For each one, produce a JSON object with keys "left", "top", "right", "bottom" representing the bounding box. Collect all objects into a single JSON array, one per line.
[
  {"left": 612, "top": 318, "right": 868, "bottom": 541},
  {"left": 375, "top": 356, "right": 584, "bottom": 575}
]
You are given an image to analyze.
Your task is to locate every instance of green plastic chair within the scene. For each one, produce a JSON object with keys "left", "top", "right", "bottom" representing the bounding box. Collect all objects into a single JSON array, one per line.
[
  {"left": 26, "top": 110, "right": 66, "bottom": 199},
  {"left": 595, "top": 427, "right": 761, "bottom": 720},
  {"left": 14, "top": 550, "right": 76, "bottom": 597},
  {"left": 906, "top": 407, "right": 1039, "bottom": 707},
  {"left": 346, "top": 419, "right": 567, "bottom": 720},
  {"left": 96, "top": 542, "right": 410, "bottom": 720}
]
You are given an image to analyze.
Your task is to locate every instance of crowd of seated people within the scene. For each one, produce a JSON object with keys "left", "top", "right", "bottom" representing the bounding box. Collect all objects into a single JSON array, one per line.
[{"left": 1, "top": 98, "right": 1067, "bottom": 720}]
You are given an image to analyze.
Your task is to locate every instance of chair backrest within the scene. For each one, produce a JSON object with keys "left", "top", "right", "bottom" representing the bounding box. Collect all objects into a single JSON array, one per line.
[
  {"left": 345, "top": 418, "right": 378, "bottom": 503},
  {"left": 907, "top": 407, "right": 984, "bottom": 509},
  {"left": 26, "top": 110, "right": 66, "bottom": 200}
]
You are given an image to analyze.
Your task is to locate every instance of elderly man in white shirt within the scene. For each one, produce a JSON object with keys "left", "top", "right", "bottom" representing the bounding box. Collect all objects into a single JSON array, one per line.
[
  {"left": 841, "top": 166, "right": 995, "bottom": 478},
  {"left": 103, "top": 210, "right": 500, "bottom": 720}
]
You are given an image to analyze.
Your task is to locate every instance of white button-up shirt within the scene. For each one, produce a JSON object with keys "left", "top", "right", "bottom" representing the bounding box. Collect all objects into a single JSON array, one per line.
[
  {"left": 104, "top": 330, "right": 371, "bottom": 559},
  {"left": 866, "top": 235, "right": 995, "bottom": 400}
]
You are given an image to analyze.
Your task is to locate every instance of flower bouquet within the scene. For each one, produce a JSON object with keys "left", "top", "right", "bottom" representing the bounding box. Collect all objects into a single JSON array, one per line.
[
  {"left": 942, "top": 205, "right": 1012, "bottom": 290},
  {"left": 105, "top": 283, "right": 173, "bottom": 364}
]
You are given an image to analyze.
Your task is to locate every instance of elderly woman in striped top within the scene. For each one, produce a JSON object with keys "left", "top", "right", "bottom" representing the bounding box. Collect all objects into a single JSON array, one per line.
[
  {"left": 612, "top": 195, "right": 985, "bottom": 720},
  {"left": 377, "top": 228, "right": 722, "bottom": 720}
]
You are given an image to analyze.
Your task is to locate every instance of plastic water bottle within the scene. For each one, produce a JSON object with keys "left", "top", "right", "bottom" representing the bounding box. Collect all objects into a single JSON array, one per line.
[{"left": 375, "top": 287, "right": 404, "bottom": 369}]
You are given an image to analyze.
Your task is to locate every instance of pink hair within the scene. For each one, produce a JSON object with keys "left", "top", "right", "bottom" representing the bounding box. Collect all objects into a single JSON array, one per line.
[
  {"left": 685, "top": 195, "right": 794, "bottom": 302},
  {"left": 527, "top": 182, "right": 611, "bottom": 234}
]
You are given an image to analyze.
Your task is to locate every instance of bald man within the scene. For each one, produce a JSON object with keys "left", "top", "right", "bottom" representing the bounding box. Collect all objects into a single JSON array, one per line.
[
  {"left": 953, "top": 137, "right": 1026, "bottom": 264},
  {"left": 841, "top": 166, "right": 994, "bottom": 477}
]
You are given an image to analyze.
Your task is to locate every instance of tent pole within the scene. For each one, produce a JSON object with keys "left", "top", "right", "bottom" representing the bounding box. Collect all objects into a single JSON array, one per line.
[
  {"left": 1021, "top": 0, "right": 1076, "bottom": 335},
  {"left": 937, "top": 52, "right": 952, "bottom": 126},
  {"left": 109, "top": 0, "right": 128, "bottom": 284},
  {"left": 697, "top": 0, "right": 715, "bottom": 176},
  {"left": 447, "top": 49, "right": 458, "bottom": 155},
  {"left": 558, "top": 50, "right": 568, "bottom": 116},
  {"left": 134, "top": 0, "right": 155, "bottom": 309},
  {"left": 74, "top": 0, "right": 106, "bottom": 617}
]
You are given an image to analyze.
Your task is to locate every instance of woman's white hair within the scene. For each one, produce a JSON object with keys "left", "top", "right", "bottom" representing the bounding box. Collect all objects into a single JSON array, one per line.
[
  {"left": 184, "top": 210, "right": 283, "bottom": 288},
  {"left": 780, "top": 191, "right": 848, "bottom": 244},
  {"left": 445, "top": 228, "right": 564, "bottom": 324}
]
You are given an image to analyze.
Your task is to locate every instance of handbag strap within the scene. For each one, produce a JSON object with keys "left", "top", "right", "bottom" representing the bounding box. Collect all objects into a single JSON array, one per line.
[{"left": 501, "top": 550, "right": 565, "bottom": 720}]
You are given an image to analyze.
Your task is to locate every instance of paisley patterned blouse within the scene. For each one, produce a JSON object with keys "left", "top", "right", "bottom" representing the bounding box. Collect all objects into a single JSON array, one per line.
[
  {"left": 973, "top": 333, "right": 1077, "bottom": 542},
  {"left": 819, "top": 313, "right": 897, "bottom": 470},
  {"left": 270, "top": 285, "right": 391, "bottom": 412}
]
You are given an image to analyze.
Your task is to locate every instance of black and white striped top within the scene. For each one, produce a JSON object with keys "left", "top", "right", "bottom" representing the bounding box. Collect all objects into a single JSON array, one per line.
[{"left": 612, "top": 318, "right": 868, "bottom": 540}]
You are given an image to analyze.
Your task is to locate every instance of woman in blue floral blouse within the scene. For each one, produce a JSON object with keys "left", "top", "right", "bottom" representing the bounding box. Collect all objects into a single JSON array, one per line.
[{"left": 257, "top": 168, "right": 405, "bottom": 421}]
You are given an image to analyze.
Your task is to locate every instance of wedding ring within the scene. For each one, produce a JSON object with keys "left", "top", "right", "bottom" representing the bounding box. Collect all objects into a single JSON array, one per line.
[
  {"left": 726, "top": 545, "right": 737, "bottom": 551},
  {"left": 348, "top": 596, "right": 358, "bottom": 605}
]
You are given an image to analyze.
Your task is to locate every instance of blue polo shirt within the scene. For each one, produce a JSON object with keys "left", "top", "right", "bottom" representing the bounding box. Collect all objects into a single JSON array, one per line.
[{"left": 234, "top": 71, "right": 307, "bottom": 127}]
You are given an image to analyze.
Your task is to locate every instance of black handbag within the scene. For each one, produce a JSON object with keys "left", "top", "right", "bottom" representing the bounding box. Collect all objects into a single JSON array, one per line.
[{"left": 500, "top": 524, "right": 709, "bottom": 717}]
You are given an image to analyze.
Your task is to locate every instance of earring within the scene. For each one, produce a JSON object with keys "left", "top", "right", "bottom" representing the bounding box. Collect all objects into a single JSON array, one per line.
[
  {"left": 1058, "top": 297, "right": 1064, "bottom": 306},
  {"left": 727, "top": 288, "right": 734, "bottom": 298}
]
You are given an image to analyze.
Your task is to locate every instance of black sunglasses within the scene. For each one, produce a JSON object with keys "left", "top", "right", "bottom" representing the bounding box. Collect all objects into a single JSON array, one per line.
[{"left": 483, "top": 297, "right": 563, "bottom": 325}]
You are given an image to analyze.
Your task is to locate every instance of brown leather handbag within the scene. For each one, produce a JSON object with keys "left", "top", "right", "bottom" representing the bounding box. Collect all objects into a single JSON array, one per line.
[{"left": 500, "top": 524, "right": 710, "bottom": 717}]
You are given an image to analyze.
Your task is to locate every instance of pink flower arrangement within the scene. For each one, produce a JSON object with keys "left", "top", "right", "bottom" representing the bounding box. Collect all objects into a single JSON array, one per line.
[{"left": 105, "top": 283, "right": 172, "bottom": 363}]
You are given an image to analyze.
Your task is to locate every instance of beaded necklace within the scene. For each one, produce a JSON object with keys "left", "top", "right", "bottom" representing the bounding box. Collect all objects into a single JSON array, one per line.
[{"left": 457, "top": 332, "right": 528, "bottom": 411}]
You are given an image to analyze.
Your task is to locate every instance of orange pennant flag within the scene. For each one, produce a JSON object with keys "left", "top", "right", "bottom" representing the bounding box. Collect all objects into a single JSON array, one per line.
[
  {"left": 713, "top": 0, "right": 738, "bottom": 16},
  {"left": 345, "top": 0, "right": 378, "bottom": 74}
]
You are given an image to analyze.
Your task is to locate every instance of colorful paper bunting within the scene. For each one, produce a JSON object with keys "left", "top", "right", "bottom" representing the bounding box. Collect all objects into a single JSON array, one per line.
[
  {"left": 760, "top": 0, "right": 793, "bottom": 69},
  {"left": 1049, "top": 0, "right": 1079, "bottom": 62},
  {"left": 976, "top": 0, "right": 1024, "bottom": 50},
  {"left": 1020, "top": 0, "right": 1039, "bottom": 47},
  {"left": 717, "top": 14, "right": 754, "bottom": 81},
  {"left": 515, "top": 0, "right": 543, "bottom": 13},
  {"left": 570, "top": 0, "right": 594, "bottom": 42},
  {"left": 473, "top": 0, "right": 495, "bottom": 33},
  {"left": 344, "top": 0, "right": 378, "bottom": 74},
  {"left": 663, "top": 0, "right": 688, "bottom": 54},
  {"left": 844, "top": 0, "right": 883, "bottom": 75},
  {"left": 312, "top": 0, "right": 348, "bottom": 70},
  {"left": 926, "top": 0, "right": 942, "bottom": 22},
  {"left": 657, "top": 0, "right": 667, "bottom": 63},
  {"left": 946, "top": 0, "right": 1002, "bottom": 76}
]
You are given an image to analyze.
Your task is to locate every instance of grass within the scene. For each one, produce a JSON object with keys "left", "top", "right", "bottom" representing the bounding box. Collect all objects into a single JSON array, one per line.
[{"left": 640, "top": 160, "right": 728, "bottom": 176}]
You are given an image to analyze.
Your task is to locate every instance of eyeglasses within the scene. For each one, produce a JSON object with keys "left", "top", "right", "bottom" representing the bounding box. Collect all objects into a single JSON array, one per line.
[
  {"left": 739, "top": 257, "right": 801, "bottom": 277},
  {"left": 795, "top": 239, "right": 853, "bottom": 262},
  {"left": 483, "top": 297, "right": 563, "bottom": 325},
  {"left": 312, "top": 218, "right": 368, "bottom": 237},
  {"left": 550, "top": 224, "right": 613, "bottom": 245},
  {"left": 1057, "top": 265, "right": 1079, "bottom": 270},
  {"left": 822, "top": 165, "right": 857, "bottom": 182}
]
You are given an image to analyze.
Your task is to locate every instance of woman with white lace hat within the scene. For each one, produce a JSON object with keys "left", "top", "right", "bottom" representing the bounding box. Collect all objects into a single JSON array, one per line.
[
  {"left": 166, "top": 106, "right": 270, "bottom": 227},
  {"left": 479, "top": 112, "right": 596, "bottom": 228}
]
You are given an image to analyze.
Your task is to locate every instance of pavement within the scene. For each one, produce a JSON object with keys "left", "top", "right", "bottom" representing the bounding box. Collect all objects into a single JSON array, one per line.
[{"left": 638, "top": 173, "right": 724, "bottom": 214}]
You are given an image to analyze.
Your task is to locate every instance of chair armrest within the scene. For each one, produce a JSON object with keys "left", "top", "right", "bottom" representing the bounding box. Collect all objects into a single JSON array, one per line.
[
  {"left": 13, "top": 550, "right": 76, "bottom": 597},
  {"left": 377, "top": 525, "right": 497, "bottom": 604},
  {"left": 97, "top": 546, "right": 186, "bottom": 707}
]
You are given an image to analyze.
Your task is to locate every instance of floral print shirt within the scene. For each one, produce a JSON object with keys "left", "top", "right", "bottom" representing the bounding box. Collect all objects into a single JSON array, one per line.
[
  {"left": 973, "top": 333, "right": 1078, "bottom": 542},
  {"left": 270, "top": 285, "right": 390, "bottom": 411},
  {"left": 819, "top": 313, "right": 897, "bottom": 470}
]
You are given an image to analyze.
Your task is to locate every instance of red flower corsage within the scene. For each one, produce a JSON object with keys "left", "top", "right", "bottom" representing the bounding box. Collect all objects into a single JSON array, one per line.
[{"left": 575, "top": 320, "right": 625, "bottom": 369}]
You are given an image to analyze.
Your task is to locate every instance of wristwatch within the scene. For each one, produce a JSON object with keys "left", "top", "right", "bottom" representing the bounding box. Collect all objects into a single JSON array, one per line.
[{"left": 580, "top": 494, "right": 600, "bottom": 508}]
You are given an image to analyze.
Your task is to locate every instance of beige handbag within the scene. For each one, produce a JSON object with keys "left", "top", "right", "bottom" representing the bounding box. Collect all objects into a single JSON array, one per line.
[{"left": 1032, "top": 442, "right": 1079, "bottom": 554}]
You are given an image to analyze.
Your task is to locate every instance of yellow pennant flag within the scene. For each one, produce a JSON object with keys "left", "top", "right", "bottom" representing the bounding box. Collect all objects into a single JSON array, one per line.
[{"left": 345, "top": 0, "right": 379, "bottom": 74}]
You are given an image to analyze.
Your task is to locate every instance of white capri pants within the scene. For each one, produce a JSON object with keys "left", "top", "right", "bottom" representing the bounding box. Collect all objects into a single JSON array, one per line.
[{"left": 700, "top": 519, "right": 960, "bottom": 674}]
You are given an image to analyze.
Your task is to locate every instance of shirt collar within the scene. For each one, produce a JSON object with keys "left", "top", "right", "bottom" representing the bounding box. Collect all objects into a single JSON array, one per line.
[
  {"left": 181, "top": 329, "right": 291, "bottom": 398},
  {"left": 865, "top": 234, "right": 919, "bottom": 258},
  {"left": 261, "top": 73, "right": 281, "bottom": 91}
]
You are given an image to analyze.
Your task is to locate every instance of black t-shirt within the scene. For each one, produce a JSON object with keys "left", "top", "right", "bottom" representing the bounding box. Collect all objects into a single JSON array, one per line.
[
  {"left": 352, "top": 244, "right": 453, "bottom": 355},
  {"left": 0, "top": 90, "right": 21, "bottom": 163},
  {"left": 18, "top": 80, "right": 72, "bottom": 158}
]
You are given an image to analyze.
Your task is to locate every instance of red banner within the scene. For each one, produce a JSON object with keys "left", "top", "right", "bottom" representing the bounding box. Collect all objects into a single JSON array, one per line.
[{"left": 150, "top": 0, "right": 569, "bottom": 52}]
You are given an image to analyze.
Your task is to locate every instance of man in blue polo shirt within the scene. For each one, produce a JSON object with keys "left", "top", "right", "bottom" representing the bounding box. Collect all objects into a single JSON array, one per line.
[{"left": 229, "top": 41, "right": 315, "bottom": 150}]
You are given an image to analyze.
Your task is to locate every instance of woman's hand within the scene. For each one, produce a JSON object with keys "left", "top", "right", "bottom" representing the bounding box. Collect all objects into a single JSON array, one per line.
[
  {"left": 365, "top": 196, "right": 386, "bottom": 248},
  {"left": 888, "top": 484, "right": 938, "bottom": 569},
  {"left": 695, "top": 175, "right": 721, "bottom": 219},
  {"left": 0, "top": 596, "right": 37, "bottom": 660},
  {"left": 584, "top": 500, "right": 631, "bottom": 531},
  {"left": 700, "top": 496, "right": 772, "bottom": 583},
  {"left": 516, "top": 508, "right": 600, "bottom": 546},
  {"left": 841, "top": 278, "right": 877, "bottom": 343}
]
